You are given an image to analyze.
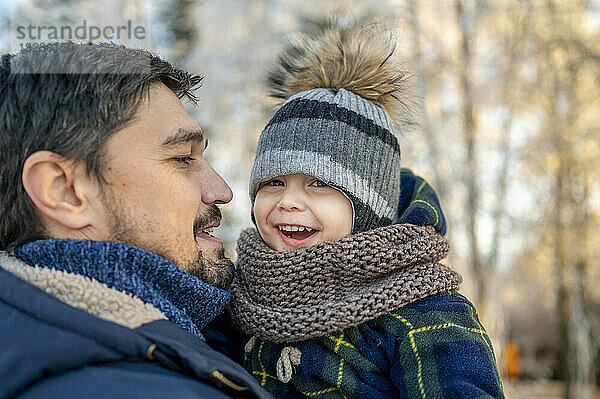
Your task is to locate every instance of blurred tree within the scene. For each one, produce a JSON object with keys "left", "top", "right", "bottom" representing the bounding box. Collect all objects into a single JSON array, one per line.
[
  {"left": 407, "top": 0, "right": 446, "bottom": 199},
  {"left": 161, "top": 0, "right": 197, "bottom": 64}
]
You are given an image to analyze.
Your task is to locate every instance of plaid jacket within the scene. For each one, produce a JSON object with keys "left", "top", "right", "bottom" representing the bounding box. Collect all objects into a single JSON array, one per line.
[
  {"left": 244, "top": 291, "right": 504, "bottom": 398},
  {"left": 241, "top": 169, "right": 504, "bottom": 398}
]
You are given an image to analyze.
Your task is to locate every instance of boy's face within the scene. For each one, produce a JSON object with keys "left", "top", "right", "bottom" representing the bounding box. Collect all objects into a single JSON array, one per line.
[{"left": 254, "top": 173, "right": 353, "bottom": 251}]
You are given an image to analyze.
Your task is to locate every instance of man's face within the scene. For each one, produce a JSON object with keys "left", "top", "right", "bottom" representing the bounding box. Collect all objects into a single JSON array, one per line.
[{"left": 96, "top": 84, "right": 234, "bottom": 288}]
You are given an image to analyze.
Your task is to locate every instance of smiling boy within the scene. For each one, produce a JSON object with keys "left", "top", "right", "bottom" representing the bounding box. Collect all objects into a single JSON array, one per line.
[{"left": 229, "top": 17, "right": 505, "bottom": 399}]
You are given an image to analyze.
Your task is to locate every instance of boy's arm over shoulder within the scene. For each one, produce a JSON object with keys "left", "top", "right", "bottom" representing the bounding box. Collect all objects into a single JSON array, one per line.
[{"left": 388, "top": 291, "right": 505, "bottom": 399}]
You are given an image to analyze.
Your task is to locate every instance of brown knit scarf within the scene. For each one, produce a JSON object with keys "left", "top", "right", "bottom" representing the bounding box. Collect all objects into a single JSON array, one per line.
[{"left": 230, "top": 224, "right": 462, "bottom": 343}]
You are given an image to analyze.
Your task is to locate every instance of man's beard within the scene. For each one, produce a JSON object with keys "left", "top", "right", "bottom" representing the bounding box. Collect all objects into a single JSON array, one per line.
[
  {"left": 187, "top": 206, "right": 234, "bottom": 289},
  {"left": 102, "top": 191, "right": 234, "bottom": 290},
  {"left": 183, "top": 243, "right": 234, "bottom": 290}
]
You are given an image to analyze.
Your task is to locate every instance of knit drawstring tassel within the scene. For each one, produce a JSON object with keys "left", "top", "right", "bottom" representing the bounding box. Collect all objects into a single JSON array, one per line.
[
  {"left": 276, "top": 346, "right": 302, "bottom": 383},
  {"left": 245, "top": 336, "right": 257, "bottom": 352}
]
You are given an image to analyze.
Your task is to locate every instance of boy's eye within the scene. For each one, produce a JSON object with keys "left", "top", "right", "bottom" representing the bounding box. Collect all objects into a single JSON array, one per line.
[
  {"left": 264, "top": 179, "right": 284, "bottom": 187},
  {"left": 309, "top": 179, "right": 328, "bottom": 187}
]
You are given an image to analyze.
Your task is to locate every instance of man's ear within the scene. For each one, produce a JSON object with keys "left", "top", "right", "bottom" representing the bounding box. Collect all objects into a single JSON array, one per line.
[{"left": 22, "top": 151, "right": 95, "bottom": 230}]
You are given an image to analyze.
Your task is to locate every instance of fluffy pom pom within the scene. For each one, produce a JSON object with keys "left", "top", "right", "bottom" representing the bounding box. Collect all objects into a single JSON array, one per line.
[{"left": 267, "top": 15, "right": 411, "bottom": 128}]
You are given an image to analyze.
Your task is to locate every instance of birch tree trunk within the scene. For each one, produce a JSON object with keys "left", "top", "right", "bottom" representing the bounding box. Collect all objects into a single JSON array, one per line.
[{"left": 455, "top": 0, "right": 484, "bottom": 306}]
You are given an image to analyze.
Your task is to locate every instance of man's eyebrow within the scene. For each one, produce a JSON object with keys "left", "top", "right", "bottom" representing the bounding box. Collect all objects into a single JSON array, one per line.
[{"left": 161, "top": 128, "right": 208, "bottom": 149}]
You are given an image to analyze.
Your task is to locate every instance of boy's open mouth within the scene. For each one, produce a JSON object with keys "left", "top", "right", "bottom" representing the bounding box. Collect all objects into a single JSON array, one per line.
[{"left": 277, "top": 225, "right": 318, "bottom": 241}]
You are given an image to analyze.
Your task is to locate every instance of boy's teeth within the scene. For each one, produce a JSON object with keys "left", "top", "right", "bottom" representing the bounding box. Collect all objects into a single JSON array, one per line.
[
  {"left": 278, "top": 225, "right": 313, "bottom": 232},
  {"left": 203, "top": 228, "right": 213, "bottom": 233}
]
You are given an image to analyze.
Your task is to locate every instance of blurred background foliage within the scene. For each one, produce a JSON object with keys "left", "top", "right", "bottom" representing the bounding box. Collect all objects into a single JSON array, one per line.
[{"left": 2, "top": 0, "right": 599, "bottom": 397}]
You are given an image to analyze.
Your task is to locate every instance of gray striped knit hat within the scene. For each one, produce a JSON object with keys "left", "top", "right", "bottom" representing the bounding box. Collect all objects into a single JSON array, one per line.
[{"left": 249, "top": 16, "right": 410, "bottom": 233}]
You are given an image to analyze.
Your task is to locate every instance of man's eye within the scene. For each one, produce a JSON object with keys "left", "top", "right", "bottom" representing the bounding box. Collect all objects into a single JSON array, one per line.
[
  {"left": 174, "top": 156, "right": 196, "bottom": 166},
  {"left": 309, "top": 180, "right": 327, "bottom": 187}
]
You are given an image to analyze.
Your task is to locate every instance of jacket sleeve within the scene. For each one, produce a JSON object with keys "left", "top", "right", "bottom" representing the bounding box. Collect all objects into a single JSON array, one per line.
[
  {"left": 16, "top": 362, "right": 236, "bottom": 399},
  {"left": 388, "top": 295, "right": 505, "bottom": 398},
  {"left": 396, "top": 168, "right": 447, "bottom": 235}
]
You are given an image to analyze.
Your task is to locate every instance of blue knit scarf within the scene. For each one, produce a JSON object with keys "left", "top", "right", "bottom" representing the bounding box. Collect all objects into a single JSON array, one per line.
[{"left": 13, "top": 239, "right": 231, "bottom": 339}]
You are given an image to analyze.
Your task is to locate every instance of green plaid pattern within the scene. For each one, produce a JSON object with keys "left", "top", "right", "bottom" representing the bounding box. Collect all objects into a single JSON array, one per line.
[{"left": 244, "top": 291, "right": 504, "bottom": 398}]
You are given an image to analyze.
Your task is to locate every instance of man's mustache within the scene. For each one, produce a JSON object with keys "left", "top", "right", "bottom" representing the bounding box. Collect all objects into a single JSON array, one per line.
[{"left": 193, "top": 205, "right": 223, "bottom": 233}]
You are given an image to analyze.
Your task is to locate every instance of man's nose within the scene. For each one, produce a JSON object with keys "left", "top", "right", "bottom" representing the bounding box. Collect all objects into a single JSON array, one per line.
[{"left": 201, "top": 165, "right": 233, "bottom": 205}]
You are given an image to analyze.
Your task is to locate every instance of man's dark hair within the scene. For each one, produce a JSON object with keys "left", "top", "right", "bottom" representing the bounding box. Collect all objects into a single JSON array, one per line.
[{"left": 0, "top": 42, "right": 203, "bottom": 250}]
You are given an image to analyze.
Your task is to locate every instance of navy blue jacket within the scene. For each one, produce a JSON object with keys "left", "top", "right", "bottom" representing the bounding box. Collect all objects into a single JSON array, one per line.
[{"left": 0, "top": 266, "right": 272, "bottom": 399}]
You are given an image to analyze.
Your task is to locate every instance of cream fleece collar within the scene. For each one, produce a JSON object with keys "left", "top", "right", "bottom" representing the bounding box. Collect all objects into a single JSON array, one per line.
[{"left": 0, "top": 252, "right": 167, "bottom": 329}]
